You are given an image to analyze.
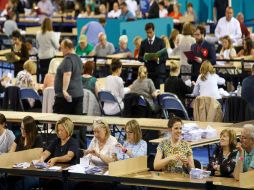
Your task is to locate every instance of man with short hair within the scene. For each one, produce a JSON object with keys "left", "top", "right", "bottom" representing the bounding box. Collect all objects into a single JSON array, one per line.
[
  {"left": 215, "top": 7, "right": 242, "bottom": 45},
  {"left": 237, "top": 12, "right": 250, "bottom": 38},
  {"left": 138, "top": 22, "right": 167, "bottom": 88},
  {"left": 233, "top": 124, "right": 254, "bottom": 180},
  {"left": 94, "top": 32, "right": 115, "bottom": 57},
  {"left": 241, "top": 65, "right": 254, "bottom": 108},
  {"left": 119, "top": 2, "right": 135, "bottom": 20},
  {"left": 75, "top": 34, "right": 95, "bottom": 56},
  {"left": 188, "top": 25, "right": 216, "bottom": 81}
]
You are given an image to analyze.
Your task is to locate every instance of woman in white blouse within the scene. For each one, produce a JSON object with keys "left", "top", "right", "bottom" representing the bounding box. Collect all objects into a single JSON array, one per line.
[
  {"left": 193, "top": 60, "right": 225, "bottom": 100},
  {"left": 36, "top": 17, "right": 59, "bottom": 82},
  {"left": 83, "top": 119, "right": 117, "bottom": 166}
]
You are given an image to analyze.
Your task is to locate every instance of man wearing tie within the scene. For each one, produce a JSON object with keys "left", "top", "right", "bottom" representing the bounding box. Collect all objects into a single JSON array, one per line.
[{"left": 138, "top": 22, "right": 167, "bottom": 88}]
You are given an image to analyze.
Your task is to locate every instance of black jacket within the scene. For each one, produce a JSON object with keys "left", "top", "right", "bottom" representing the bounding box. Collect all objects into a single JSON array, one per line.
[{"left": 147, "top": 1, "right": 159, "bottom": 18}]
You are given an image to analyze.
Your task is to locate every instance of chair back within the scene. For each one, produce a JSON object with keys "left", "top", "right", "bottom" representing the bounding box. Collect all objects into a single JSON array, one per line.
[
  {"left": 158, "top": 93, "right": 178, "bottom": 107},
  {"left": 19, "top": 88, "right": 42, "bottom": 111},
  {"left": 83, "top": 89, "right": 101, "bottom": 116},
  {"left": 161, "top": 96, "right": 189, "bottom": 120},
  {"left": 138, "top": 95, "right": 147, "bottom": 107},
  {"left": 98, "top": 91, "right": 122, "bottom": 116}
]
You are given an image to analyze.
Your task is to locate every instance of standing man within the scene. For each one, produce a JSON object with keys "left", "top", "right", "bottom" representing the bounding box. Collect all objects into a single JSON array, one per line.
[
  {"left": 53, "top": 39, "right": 83, "bottom": 115},
  {"left": 146, "top": 0, "right": 159, "bottom": 18},
  {"left": 138, "top": 22, "right": 167, "bottom": 88},
  {"left": 213, "top": 0, "right": 229, "bottom": 22},
  {"left": 215, "top": 7, "right": 242, "bottom": 46},
  {"left": 241, "top": 65, "right": 254, "bottom": 108},
  {"left": 188, "top": 25, "right": 216, "bottom": 81},
  {"left": 233, "top": 124, "right": 254, "bottom": 180}
]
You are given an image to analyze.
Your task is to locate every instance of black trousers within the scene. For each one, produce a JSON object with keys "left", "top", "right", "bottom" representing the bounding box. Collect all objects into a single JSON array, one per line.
[
  {"left": 53, "top": 96, "right": 86, "bottom": 148},
  {"left": 38, "top": 58, "right": 52, "bottom": 83}
]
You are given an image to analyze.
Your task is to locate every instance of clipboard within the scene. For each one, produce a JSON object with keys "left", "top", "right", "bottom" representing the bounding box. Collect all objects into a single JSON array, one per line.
[{"left": 184, "top": 51, "right": 196, "bottom": 61}]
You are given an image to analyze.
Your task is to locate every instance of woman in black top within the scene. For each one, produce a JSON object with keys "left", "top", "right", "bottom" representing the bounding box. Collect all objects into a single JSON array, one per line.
[
  {"left": 40, "top": 117, "right": 79, "bottom": 166},
  {"left": 9, "top": 116, "right": 42, "bottom": 152},
  {"left": 207, "top": 129, "right": 237, "bottom": 177},
  {"left": 164, "top": 61, "right": 194, "bottom": 105},
  {"left": 11, "top": 30, "right": 29, "bottom": 76}
]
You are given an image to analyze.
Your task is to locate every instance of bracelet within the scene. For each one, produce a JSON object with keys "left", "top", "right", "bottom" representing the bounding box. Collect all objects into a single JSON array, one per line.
[
  {"left": 122, "top": 148, "right": 128, "bottom": 153},
  {"left": 239, "top": 156, "right": 244, "bottom": 161}
]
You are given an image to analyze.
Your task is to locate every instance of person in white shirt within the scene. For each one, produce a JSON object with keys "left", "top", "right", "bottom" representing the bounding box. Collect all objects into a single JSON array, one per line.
[
  {"left": 37, "top": 0, "right": 54, "bottom": 23},
  {"left": 125, "top": 0, "right": 138, "bottom": 17},
  {"left": 104, "top": 59, "right": 125, "bottom": 115},
  {"left": 215, "top": 7, "right": 242, "bottom": 46},
  {"left": 107, "top": 2, "right": 121, "bottom": 18},
  {"left": 193, "top": 60, "right": 225, "bottom": 100},
  {"left": 158, "top": 1, "right": 168, "bottom": 18},
  {"left": 83, "top": 119, "right": 117, "bottom": 166},
  {"left": 36, "top": 18, "right": 60, "bottom": 82}
]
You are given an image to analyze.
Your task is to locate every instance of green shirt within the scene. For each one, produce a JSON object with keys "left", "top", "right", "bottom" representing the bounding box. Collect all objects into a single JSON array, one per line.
[
  {"left": 81, "top": 76, "right": 97, "bottom": 94},
  {"left": 236, "top": 148, "right": 254, "bottom": 172},
  {"left": 75, "top": 44, "right": 94, "bottom": 56}
]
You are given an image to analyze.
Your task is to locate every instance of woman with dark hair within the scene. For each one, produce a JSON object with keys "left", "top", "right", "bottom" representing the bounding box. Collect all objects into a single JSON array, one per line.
[
  {"left": 82, "top": 60, "right": 100, "bottom": 96},
  {"left": 9, "top": 116, "right": 43, "bottom": 152},
  {"left": 154, "top": 115, "right": 194, "bottom": 173},
  {"left": 207, "top": 129, "right": 237, "bottom": 177},
  {"left": 0, "top": 113, "right": 15, "bottom": 154},
  {"left": 237, "top": 37, "right": 254, "bottom": 57},
  {"left": 36, "top": 17, "right": 60, "bottom": 82},
  {"left": 11, "top": 30, "right": 29, "bottom": 75}
]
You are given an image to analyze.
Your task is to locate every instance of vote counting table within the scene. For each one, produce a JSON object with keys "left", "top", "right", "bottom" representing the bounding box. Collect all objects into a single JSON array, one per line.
[
  {"left": 0, "top": 149, "right": 253, "bottom": 190},
  {"left": 0, "top": 111, "right": 246, "bottom": 149}
]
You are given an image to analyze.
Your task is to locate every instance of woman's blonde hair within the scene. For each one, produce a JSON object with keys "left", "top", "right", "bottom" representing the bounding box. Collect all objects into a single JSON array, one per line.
[
  {"left": 23, "top": 60, "right": 37, "bottom": 75},
  {"left": 161, "top": 35, "right": 170, "bottom": 49},
  {"left": 93, "top": 119, "right": 110, "bottom": 139},
  {"left": 221, "top": 35, "right": 233, "bottom": 51},
  {"left": 138, "top": 65, "right": 148, "bottom": 80},
  {"left": 220, "top": 129, "right": 237, "bottom": 152},
  {"left": 133, "top": 36, "right": 142, "bottom": 46},
  {"left": 200, "top": 60, "right": 215, "bottom": 81},
  {"left": 125, "top": 120, "right": 142, "bottom": 144},
  {"left": 168, "top": 61, "right": 179, "bottom": 74},
  {"left": 169, "top": 29, "right": 179, "bottom": 42},
  {"left": 55, "top": 117, "right": 74, "bottom": 137},
  {"left": 182, "top": 22, "right": 194, "bottom": 36},
  {"left": 41, "top": 17, "right": 53, "bottom": 34}
]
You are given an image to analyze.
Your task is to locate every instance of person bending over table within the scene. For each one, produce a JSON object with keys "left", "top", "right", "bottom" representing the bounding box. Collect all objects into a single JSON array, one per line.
[
  {"left": 207, "top": 129, "right": 237, "bottom": 177},
  {"left": 83, "top": 119, "right": 117, "bottom": 166},
  {"left": 39, "top": 117, "right": 79, "bottom": 166},
  {"left": 0, "top": 113, "right": 15, "bottom": 154},
  {"left": 113, "top": 120, "right": 147, "bottom": 161},
  {"left": 154, "top": 115, "right": 194, "bottom": 173},
  {"left": 9, "top": 116, "right": 43, "bottom": 152},
  {"left": 233, "top": 124, "right": 254, "bottom": 180}
]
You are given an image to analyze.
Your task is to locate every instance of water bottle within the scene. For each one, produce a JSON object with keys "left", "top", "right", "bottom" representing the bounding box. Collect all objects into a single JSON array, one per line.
[{"left": 237, "top": 82, "right": 241, "bottom": 96}]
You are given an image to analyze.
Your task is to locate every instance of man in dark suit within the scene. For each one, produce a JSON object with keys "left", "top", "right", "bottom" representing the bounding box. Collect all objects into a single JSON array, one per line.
[
  {"left": 188, "top": 25, "right": 216, "bottom": 81},
  {"left": 242, "top": 64, "right": 254, "bottom": 108},
  {"left": 138, "top": 22, "right": 167, "bottom": 88},
  {"left": 146, "top": 0, "right": 159, "bottom": 18}
]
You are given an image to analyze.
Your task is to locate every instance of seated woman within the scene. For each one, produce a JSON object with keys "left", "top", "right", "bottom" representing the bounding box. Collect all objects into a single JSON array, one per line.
[
  {"left": 104, "top": 59, "right": 125, "bottom": 115},
  {"left": 11, "top": 30, "right": 29, "bottom": 75},
  {"left": 0, "top": 113, "right": 15, "bottom": 154},
  {"left": 130, "top": 65, "right": 159, "bottom": 112},
  {"left": 9, "top": 116, "right": 43, "bottom": 152},
  {"left": 81, "top": 60, "right": 100, "bottom": 96},
  {"left": 43, "top": 58, "right": 61, "bottom": 89},
  {"left": 164, "top": 61, "right": 194, "bottom": 105},
  {"left": 39, "top": 117, "right": 79, "bottom": 166},
  {"left": 83, "top": 119, "right": 117, "bottom": 166},
  {"left": 207, "top": 129, "right": 237, "bottom": 177},
  {"left": 113, "top": 120, "right": 147, "bottom": 160},
  {"left": 16, "top": 60, "right": 37, "bottom": 89},
  {"left": 133, "top": 36, "right": 142, "bottom": 58},
  {"left": 154, "top": 115, "right": 194, "bottom": 172},
  {"left": 218, "top": 36, "right": 237, "bottom": 60},
  {"left": 168, "top": 3, "right": 182, "bottom": 20},
  {"left": 114, "top": 35, "right": 132, "bottom": 57},
  {"left": 237, "top": 37, "right": 254, "bottom": 58},
  {"left": 193, "top": 60, "right": 225, "bottom": 101}
]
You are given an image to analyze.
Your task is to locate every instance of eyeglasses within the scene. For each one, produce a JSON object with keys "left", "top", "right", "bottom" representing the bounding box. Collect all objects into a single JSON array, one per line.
[
  {"left": 125, "top": 131, "right": 134, "bottom": 134},
  {"left": 93, "top": 119, "right": 106, "bottom": 126}
]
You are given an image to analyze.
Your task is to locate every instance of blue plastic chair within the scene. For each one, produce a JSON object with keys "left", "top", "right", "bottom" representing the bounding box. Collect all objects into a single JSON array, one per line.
[
  {"left": 158, "top": 92, "right": 178, "bottom": 107},
  {"left": 161, "top": 96, "right": 189, "bottom": 120},
  {"left": 138, "top": 95, "right": 147, "bottom": 107},
  {"left": 19, "top": 88, "right": 42, "bottom": 111},
  {"left": 98, "top": 91, "right": 122, "bottom": 116}
]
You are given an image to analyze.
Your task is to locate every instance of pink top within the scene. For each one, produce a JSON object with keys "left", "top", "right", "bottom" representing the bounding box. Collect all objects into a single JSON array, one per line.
[{"left": 43, "top": 73, "right": 55, "bottom": 89}]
